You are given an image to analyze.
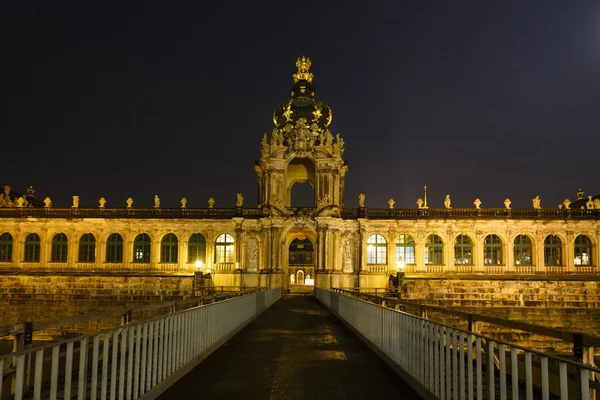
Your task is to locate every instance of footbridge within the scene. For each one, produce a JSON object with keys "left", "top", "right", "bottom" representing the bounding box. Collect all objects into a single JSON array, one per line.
[{"left": 1, "top": 288, "right": 599, "bottom": 399}]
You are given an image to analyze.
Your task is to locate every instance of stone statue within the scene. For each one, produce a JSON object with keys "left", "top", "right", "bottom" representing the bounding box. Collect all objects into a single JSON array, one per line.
[
  {"left": 388, "top": 198, "right": 395, "bottom": 209},
  {"left": 72, "top": 196, "right": 79, "bottom": 208},
  {"left": 558, "top": 204, "right": 563, "bottom": 209},
  {"left": 586, "top": 195, "right": 594, "bottom": 209},
  {"left": 3, "top": 186, "right": 10, "bottom": 197},
  {"left": 594, "top": 198, "right": 600, "bottom": 209},
  {"left": 504, "top": 198, "right": 511, "bottom": 210},
  {"left": 208, "top": 197, "right": 215, "bottom": 208},
  {"left": 99, "top": 197, "right": 106, "bottom": 208},
  {"left": 270, "top": 129, "right": 279, "bottom": 146},
  {"left": 562, "top": 198, "right": 571, "bottom": 209},
  {"left": 358, "top": 193, "right": 365, "bottom": 208},
  {"left": 325, "top": 130, "right": 333, "bottom": 146},
  {"left": 15, "top": 197, "right": 25, "bottom": 207},
  {"left": 236, "top": 193, "right": 244, "bottom": 207},
  {"left": 154, "top": 195, "right": 160, "bottom": 208},
  {"left": 26, "top": 186, "right": 35, "bottom": 197},
  {"left": 416, "top": 198, "right": 424, "bottom": 209},
  {"left": 532, "top": 195, "right": 541, "bottom": 209},
  {"left": 180, "top": 197, "right": 187, "bottom": 208},
  {"left": 43, "top": 197, "right": 52, "bottom": 208},
  {"left": 474, "top": 198, "right": 482, "bottom": 209},
  {"left": 318, "top": 130, "right": 325, "bottom": 145},
  {"left": 444, "top": 194, "right": 451, "bottom": 209},
  {"left": 126, "top": 197, "right": 134, "bottom": 208},
  {"left": 577, "top": 188, "right": 584, "bottom": 200},
  {"left": 342, "top": 240, "right": 353, "bottom": 272}
]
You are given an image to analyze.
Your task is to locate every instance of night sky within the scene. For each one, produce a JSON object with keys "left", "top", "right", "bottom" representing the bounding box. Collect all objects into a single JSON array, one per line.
[{"left": 2, "top": 1, "right": 599, "bottom": 209}]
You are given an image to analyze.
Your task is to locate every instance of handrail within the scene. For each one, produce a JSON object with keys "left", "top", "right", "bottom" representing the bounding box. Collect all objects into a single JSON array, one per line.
[
  {"left": 332, "top": 288, "right": 600, "bottom": 350},
  {"left": 0, "top": 207, "right": 267, "bottom": 219}
]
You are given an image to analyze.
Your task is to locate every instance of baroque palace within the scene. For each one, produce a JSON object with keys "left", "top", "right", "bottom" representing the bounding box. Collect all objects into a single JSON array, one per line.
[{"left": 1, "top": 57, "right": 599, "bottom": 305}]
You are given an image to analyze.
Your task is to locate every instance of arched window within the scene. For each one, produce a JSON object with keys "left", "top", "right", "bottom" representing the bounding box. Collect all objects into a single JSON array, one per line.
[
  {"left": 0, "top": 233, "right": 13, "bottom": 262},
  {"left": 51, "top": 233, "right": 68, "bottom": 263},
  {"left": 188, "top": 234, "right": 206, "bottom": 264},
  {"left": 514, "top": 235, "right": 533, "bottom": 266},
  {"left": 484, "top": 234, "right": 503, "bottom": 265},
  {"left": 78, "top": 233, "right": 96, "bottom": 263},
  {"left": 106, "top": 233, "right": 123, "bottom": 263},
  {"left": 160, "top": 233, "right": 178, "bottom": 263},
  {"left": 454, "top": 235, "right": 473, "bottom": 265},
  {"left": 366, "top": 234, "right": 387, "bottom": 264},
  {"left": 24, "top": 233, "right": 40, "bottom": 262},
  {"left": 425, "top": 234, "right": 444, "bottom": 265},
  {"left": 574, "top": 235, "right": 592, "bottom": 266},
  {"left": 395, "top": 234, "right": 415, "bottom": 265},
  {"left": 133, "top": 233, "right": 151, "bottom": 263},
  {"left": 544, "top": 235, "right": 562, "bottom": 266},
  {"left": 215, "top": 233, "right": 234, "bottom": 264}
]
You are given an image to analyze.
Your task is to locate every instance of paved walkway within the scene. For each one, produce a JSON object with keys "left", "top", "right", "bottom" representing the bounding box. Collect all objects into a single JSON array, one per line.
[{"left": 159, "top": 295, "right": 421, "bottom": 400}]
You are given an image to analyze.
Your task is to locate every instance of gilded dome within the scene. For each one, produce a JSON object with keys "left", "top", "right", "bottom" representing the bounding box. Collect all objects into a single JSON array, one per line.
[{"left": 272, "top": 56, "right": 332, "bottom": 132}]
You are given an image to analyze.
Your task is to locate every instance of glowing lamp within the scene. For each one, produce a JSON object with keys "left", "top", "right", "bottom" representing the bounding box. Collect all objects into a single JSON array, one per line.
[
  {"left": 396, "top": 258, "right": 405, "bottom": 270},
  {"left": 195, "top": 260, "right": 204, "bottom": 269}
]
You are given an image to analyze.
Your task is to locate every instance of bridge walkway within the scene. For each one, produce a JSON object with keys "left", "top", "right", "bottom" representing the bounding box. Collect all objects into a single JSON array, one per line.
[{"left": 158, "top": 294, "right": 421, "bottom": 399}]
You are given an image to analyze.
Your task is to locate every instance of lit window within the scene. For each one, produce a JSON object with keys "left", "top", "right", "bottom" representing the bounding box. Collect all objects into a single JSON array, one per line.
[
  {"left": 133, "top": 233, "right": 151, "bottom": 263},
  {"left": 106, "top": 233, "right": 123, "bottom": 263},
  {"left": 51, "top": 233, "right": 68, "bottom": 263},
  {"left": 484, "top": 234, "right": 503, "bottom": 265},
  {"left": 574, "top": 235, "right": 592, "bottom": 266},
  {"left": 215, "top": 233, "right": 234, "bottom": 264},
  {"left": 188, "top": 234, "right": 206, "bottom": 264},
  {"left": 78, "top": 233, "right": 96, "bottom": 263},
  {"left": 367, "top": 234, "right": 387, "bottom": 264},
  {"left": 544, "top": 235, "right": 562, "bottom": 266},
  {"left": 425, "top": 234, "right": 444, "bottom": 265},
  {"left": 395, "top": 234, "right": 415, "bottom": 265},
  {"left": 454, "top": 235, "right": 473, "bottom": 265},
  {"left": 0, "top": 233, "right": 13, "bottom": 262},
  {"left": 160, "top": 233, "right": 178, "bottom": 263},
  {"left": 24, "top": 233, "right": 40, "bottom": 262},
  {"left": 514, "top": 235, "right": 533, "bottom": 266}
]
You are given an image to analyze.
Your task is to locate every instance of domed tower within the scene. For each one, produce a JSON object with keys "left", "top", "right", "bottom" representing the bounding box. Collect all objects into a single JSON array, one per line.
[{"left": 255, "top": 56, "right": 348, "bottom": 214}]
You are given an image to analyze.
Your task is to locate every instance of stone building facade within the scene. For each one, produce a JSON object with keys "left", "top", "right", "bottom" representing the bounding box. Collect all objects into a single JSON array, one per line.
[{"left": 0, "top": 57, "right": 599, "bottom": 304}]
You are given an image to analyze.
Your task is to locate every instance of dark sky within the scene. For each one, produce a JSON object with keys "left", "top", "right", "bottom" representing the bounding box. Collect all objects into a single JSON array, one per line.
[{"left": 2, "top": 1, "right": 599, "bottom": 209}]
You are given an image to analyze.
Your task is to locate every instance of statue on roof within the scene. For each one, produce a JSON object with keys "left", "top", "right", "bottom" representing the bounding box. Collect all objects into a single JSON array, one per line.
[
  {"left": 504, "top": 198, "right": 511, "bottom": 209},
  {"left": 532, "top": 195, "right": 541, "bottom": 209},
  {"left": 444, "top": 195, "right": 451, "bottom": 209},
  {"left": 577, "top": 188, "right": 584, "bottom": 200},
  {"left": 154, "top": 195, "right": 160, "bottom": 208},
  {"left": 72, "top": 196, "right": 79, "bottom": 208}
]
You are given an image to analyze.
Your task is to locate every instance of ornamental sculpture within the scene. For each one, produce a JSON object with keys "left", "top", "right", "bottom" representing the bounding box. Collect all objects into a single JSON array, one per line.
[
  {"left": 154, "top": 195, "right": 160, "bottom": 208},
  {"left": 416, "top": 198, "right": 424, "bottom": 209},
  {"left": 99, "top": 197, "right": 106, "bottom": 208},
  {"left": 72, "top": 196, "right": 79, "bottom": 208},
  {"left": 388, "top": 198, "right": 395, "bottom": 209},
  {"left": 504, "top": 198, "right": 511, "bottom": 210},
  {"left": 532, "top": 195, "right": 541, "bottom": 209},
  {"left": 474, "top": 198, "right": 482, "bottom": 209},
  {"left": 236, "top": 193, "right": 244, "bottom": 207},
  {"left": 126, "top": 197, "right": 134, "bottom": 208},
  {"left": 43, "top": 197, "right": 52, "bottom": 208},
  {"left": 594, "top": 199, "right": 600, "bottom": 209},
  {"left": 180, "top": 197, "right": 187, "bottom": 208},
  {"left": 292, "top": 55, "right": 313, "bottom": 83},
  {"left": 577, "top": 188, "right": 584, "bottom": 200},
  {"left": 15, "top": 197, "right": 25, "bottom": 207},
  {"left": 586, "top": 196, "right": 594, "bottom": 209},
  {"left": 358, "top": 193, "right": 365, "bottom": 208},
  {"left": 562, "top": 198, "right": 571, "bottom": 209},
  {"left": 444, "top": 195, "right": 451, "bottom": 209},
  {"left": 208, "top": 197, "right": 215, "bottom": 208},
  {"left": 27, "top": 186, "right": 35, "bottom": 197}
]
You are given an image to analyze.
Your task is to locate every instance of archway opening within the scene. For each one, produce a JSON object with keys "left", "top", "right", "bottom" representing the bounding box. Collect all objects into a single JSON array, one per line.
[
  {"left": 288, "top": 238, "right": 314, "bottom": 287},
  {"left": 290, "top": 182, "right": 314, "bottom": 208},
  {"left": 286, "top": 158, "right": 315, "bottom": 208}
]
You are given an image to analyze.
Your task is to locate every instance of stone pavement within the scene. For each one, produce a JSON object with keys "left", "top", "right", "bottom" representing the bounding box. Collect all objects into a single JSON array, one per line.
[{"left": 159, "top": 295, "right": 422, "bottom": 400}]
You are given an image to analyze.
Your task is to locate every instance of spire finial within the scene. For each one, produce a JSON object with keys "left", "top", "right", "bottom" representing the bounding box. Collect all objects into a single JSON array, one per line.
[
  {"left": 293, "top": 56, "right": 313, "bottom": 83},
  {"left": 423, "top": 185, "right": 429, "bottom": 209}
]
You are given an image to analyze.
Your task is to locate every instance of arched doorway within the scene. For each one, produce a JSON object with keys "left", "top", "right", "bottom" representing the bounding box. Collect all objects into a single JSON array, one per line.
[{"left": 288, "top": 238, "right": 315, "bottom": 289}]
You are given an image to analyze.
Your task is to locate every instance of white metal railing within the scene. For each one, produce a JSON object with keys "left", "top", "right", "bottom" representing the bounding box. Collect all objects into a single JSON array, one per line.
[
  {"left": 316, "top": 288, "right": 600, "bottom": 400},
  {"left": 1, "top": 287, "right": 283, "bottom": 400}
]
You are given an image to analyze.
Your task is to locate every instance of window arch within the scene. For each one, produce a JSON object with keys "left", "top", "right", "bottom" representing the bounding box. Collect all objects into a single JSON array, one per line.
[
  {"left": 514, "top": 235, "right": 533, "bottom": 266},
  {"left": 161, "top": 233, "right": 178, "bottom": 263},
  {"left": 51, "top": 233, "right": 68, "bottom": 263},
  {"left": 484, "top": 234, "right": 503, "bottom": 265},
  {"left": 425, "top": 234, "right": 444, "bottom": 265},
  {"left": 133, "top": 233, "right": 151, "bottom": 263},
  {"left": 395, "top": 234, "right": 415, "bottom": 265},
  {"left": 454, "top": 235, "right": 473, "bottom": 265},
  {"left": 544, "top": 235, "right": 562, "bottom": 266},
  {"left": 188, "top": 234, "right": 207, "bottom": 264},
  {"left": 24, "top": 233, "right": 40, "bottom": 262},
  {"left": 0, "top": 233, "right": 13, "bottom": 262},
  {"left": 367, "top": 234, "right": 387, "bottom": 264},
  {"left": 78, "top": 233, "right": 96, "bottom": 263},
  {"left": 106, "top": 233, "right": 123, "bottom": 263},
  {"left": 215, "top": 233, "right": 234, "bottom": 264},
  {"left": 574, "top": 235, "right": 592, "bottom": 266}
]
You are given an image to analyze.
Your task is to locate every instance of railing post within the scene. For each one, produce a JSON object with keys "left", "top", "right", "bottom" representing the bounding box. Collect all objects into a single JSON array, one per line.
[
  {"left": 121, "top": 309, "right": 132, "bottom": 325},
  {"left": 420, "top": 306, "right": 428, "bottom": 320}
]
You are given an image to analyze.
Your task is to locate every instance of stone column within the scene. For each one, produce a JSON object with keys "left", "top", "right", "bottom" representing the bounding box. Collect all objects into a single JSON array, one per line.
[
  {"left": 565, "top": 231, "right": 574, "bottom": 273},
  {"left": 122, "top": 230, "right": 131, "bottom": 270},
  {"left": 475, "top": 231, "right": 484, "bottom": 273},
  {"left": 152, "top": 233, "right": 161, "bottom": 270},
  {"left": 235, "top": 226, "right": 243, "bottom": 269},
  {"left": 178, "top": 235, "right": 186, "bottom": 271},
  {"left": 415, "top": 231, "right": 425, "bottom": 273},
  {"left": 12, "top": 230, "right": 21, "bottom": 267},
  {"left": 40, "top": 228, "right": 49, "bottom": 266},
  {"left": 506, "top": 231, "right": 514, "bottom": 273},
  {"left": 536, "top": 232, "right": 545, "bottom": 274},
  {"left": 387, "top": 235, "right": 395, "bottom": 273},
  {"left": 95, "top": 231, "right": 104, "bottom": 268}
]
